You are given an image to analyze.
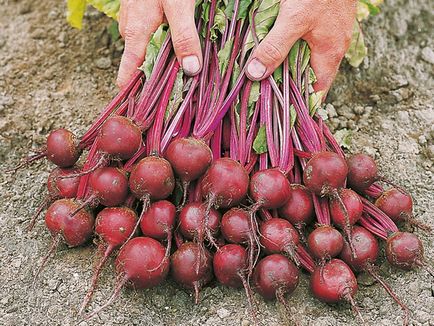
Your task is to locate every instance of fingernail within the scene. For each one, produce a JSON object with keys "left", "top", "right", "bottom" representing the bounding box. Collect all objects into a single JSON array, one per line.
[
  {"left": 247, "top": 58, "right": 267, "bottom": 80},
  {"left": 182, "top": 55, "right": 201, "bottom": 75}
]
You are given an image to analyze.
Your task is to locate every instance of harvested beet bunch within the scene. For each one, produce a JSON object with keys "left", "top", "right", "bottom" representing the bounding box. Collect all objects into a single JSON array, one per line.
[{"left": 18, "top": 0, "right": 432, "bottom": 324}]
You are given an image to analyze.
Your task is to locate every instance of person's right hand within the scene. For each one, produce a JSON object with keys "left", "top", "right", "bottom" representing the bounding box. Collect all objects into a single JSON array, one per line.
[{"left": 117, "top": 0, "right": 203, "bottom": 89}]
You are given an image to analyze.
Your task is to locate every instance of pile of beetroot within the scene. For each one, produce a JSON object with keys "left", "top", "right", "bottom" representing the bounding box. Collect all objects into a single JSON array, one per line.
[{"left": 15, "top": 0, "right": 432, "bottom": 324}]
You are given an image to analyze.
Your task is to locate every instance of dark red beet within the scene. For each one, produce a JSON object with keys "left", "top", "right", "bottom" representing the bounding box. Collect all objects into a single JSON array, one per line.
[
  {"left": 259, "top": 218, "right": 300, "bottom": 265},
  {"left": 27, "top": 167, "right": 81, "bottom": 232},
  {"left": 79, "top": 207, "right": 137, "bottom": 314},
  {"left": 253, "top": 254, "right": 299, "bottom": 301},
  {"left": 213, "top": 244, "right": 248, "bottom": 288},
  {"left": 140, "top": 200, "right": 176, "bottom": 240},
  {"left": 347, "top": 153, "right": 378, "bottom": 192},
  {"left": 330, "top": 188, "right": 363, "bottom": 228},
  {"left": 278, "top": 184, "right": 314, "bottom": 227},
  {"left": 249, "top": 169, "right": 291, "bottom": 209},
  {"left": 201, "top": 158, "right": 249, "bottom": 208},
  {"left": 85, "top": 237, "right": 169, "bottom": 319},
  {"left": 98, "top": 116, "right": 142, "bottom": 160},
  {"left": 221, "top": 208, "right": 251, "bottom": 244},
  {"left": 46, "top": 129, "right": 82, "bottom": 167},
  {"left": 308, "top": 225, "right": 344, "bottom": 260},
  {"left": 386, "top": 232, "right": 425, "bottom": 271},
  {"left": 376, "top": 188, "right": 431, "bottom": 232},
  {"left": 340, "top": 226, "right": 410, "bottom": 323},
  {"left": 35, "top": 199, "right": 94, "bottom": 281},
  {"left": 88, "top": 167, "right": 129, "bottom": 207},
  {"left": 165, "top": 137, "right": 212, "bottom": 182},
  {"left": 171, "top": 242, "right": 213, "bottom": 304},
  {"left": 129, "top": 156, "right": 175, "bottom": 201},
  {"left": 340, "top": 226, "right": 378, "bottom": 272},
  {"left": 310, "top": 259, "right": 357, "bottom": 303},
  {"left": 303, "top": 152, "right": 348, "bottom": 195}
]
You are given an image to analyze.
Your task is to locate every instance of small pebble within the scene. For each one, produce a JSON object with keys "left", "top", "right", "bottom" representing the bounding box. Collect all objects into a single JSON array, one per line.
[
  {"left": 94, "top": 57, "right": 112, "bottom": 70},
  {"left": 352, "top": 105, "right": 365, "bottom": 115},
  {"left": 421, "top": 47, "right": 434, "bottom": 65},
  {"left": 418, "top": 135, "right": 427, "bottom": 145},
  {"left": 216, "top": 308, "right": 230, "bottom": 319},
  {"left": 241, "top": 320, "right": 250, "bottom": 326}
]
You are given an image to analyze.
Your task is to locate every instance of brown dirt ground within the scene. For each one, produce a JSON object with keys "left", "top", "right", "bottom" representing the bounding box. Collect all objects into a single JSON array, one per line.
[{"left": 0, "top": 0, "right": 433, "bottom": 325}]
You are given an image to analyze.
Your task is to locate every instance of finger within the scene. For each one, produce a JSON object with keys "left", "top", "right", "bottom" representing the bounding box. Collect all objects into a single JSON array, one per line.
[
  {"left": 162, "top": 0, "right": 202, "bottom": 76},
  {"left": 117, "top": 0, "right": 163, "bottom": 89},
  {"left": 307, "top": 28, "right": 353, "bottom": 95},
  {"left": 246, "top": 1, "right": 312, "bottom": 81}
]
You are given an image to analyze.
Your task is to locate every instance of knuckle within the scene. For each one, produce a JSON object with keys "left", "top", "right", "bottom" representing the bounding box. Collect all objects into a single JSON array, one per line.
[
  {"left": 259, "top": 41, "right": 285, "bottom": 64},
  {"left": 172, "top": 32, "right": 196, "bottom": 53}
]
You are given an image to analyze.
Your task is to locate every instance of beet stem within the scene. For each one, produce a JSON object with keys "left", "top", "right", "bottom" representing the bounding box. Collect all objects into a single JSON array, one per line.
[
  {"left": 239, "top": 271, "right": 258, "bottom": 326},
  {"left": 345, "top": 293, "right": 366, "bottom": 325},
  {"left": 122, "top": 195, "right": 151, "bottom": 247},
  {"left": 33, "top": 234, "right": 61, "bottom": 283},
  {"left": 27, "top": 196, "right": 50, "bottom": 232},
  {"left": 8, "top": 150, "right": 47, "bottom": 173}
]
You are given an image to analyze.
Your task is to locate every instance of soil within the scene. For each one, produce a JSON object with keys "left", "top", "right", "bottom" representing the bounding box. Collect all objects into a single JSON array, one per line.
[{"left": 0, "top": 0, "right": 433, "bottom": 325}]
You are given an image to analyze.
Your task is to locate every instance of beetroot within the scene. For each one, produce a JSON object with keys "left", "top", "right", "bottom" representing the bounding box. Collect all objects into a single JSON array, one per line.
[
  {"left": 87, "top": 167, "right": 129, "bottom": 207},
  {"left": 259, "top": 218, "right": 300, "bottom": 265},
  {"left": 310, "top": 259, "right": 359, "bottom": 305},
  {"left": 303, "top": 152, "right": 348, "bottom": 196},
  {"left": 27, "top": 167, "right": 81, "bottom": 231},
  {"left": 171, "top": 242, "right": 213, "bottom": 304},
  {"left": 221, "top": 208, "right": 251, "bottom": 244},
  {"left": 347, "top": 153, "right": 378, "bottom": 192},
  {"left": 278, "top": 184, "right": 314, "bottom": 228},
  {"left": 201, "top": 158, "right": 249, "bottom": 208},
  {"left": 253, "top": 254, "right": 299, "bottom": 311},
  {"left": 178, "top": 202, "right": 221, "bottom": 248},
  {"left": 35, "top": 199, "right": 94, "bottom": 280},
  {"left": 307, "top": 225, "right": 344, "bottom": 260},
  {"left": 98, "top": 116, "right": 142, "bottom": 160},
  {"left": 46, "top": 128, "right": 82, "bottom": 167},
  {"left": 79, "top": 207, "right": 137, "bottom": 314},
  {"left": 375, "top": 188, "right": 431, "bottom": 231},
  {"left": 214, "top": 244, "right": 248, "bottom": 288},
  {"left": 249, "top": 169, "right": 291, "bottom": 209},
  {"left": 385, "top": 232, "right": 429, "bottom": 271},
  {"left": 340, "top": 226, "right": 410, "bottom": 324},
  {"left": 165, "top": 137, "right": 212, "bottom": 183},
  {"left": 86, "top": 237, "right": 169, "bottom": 319}
]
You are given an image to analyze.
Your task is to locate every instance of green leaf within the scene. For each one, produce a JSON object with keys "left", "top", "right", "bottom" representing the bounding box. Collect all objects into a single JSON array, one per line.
[
  {"left": 288, "top": 40, "right": 301, "bottom": 78},
  {"left": 218, "top": 38, "right": 234, "bottom": 76},
  {"left": 300, "top": 42, "right": 311, "bottom": 74},
  {"left": 290, "top": 105, "right": 297, "bottom": 128},
  {"left": 67, "top": 0, "right": 87, "bottom": 29},
  {"left": 140, "top": 25, "right": 168, "bottom": 79},
  {"left": 309, "top": 91, "right": 324, "bottom": 116},
  {"left": 248, "top": 81, "right": 260, "bottom": 118},
  {"left": 334, "top": 129, "right": 353, "bottom": 149},
  {"left": 253, "top": 125, "right": 268, "bottom": 154},
  {"left": 273, "top": 65, "right": 282, "bottom": 84},
  {"left": 107, "top": 20, "right": 120, "bottom": 42},
  {"left": 359, "top": 0, "right": 380, "bottom": 16},
  {"left": 211, "top": 7, "right": 227, "bottom": 41},
  {"left": 165, "top": 70, "right": 185, "bottom": 121},
  {"left": 345, "top": 21, "right": 367, "bottom": 67},
  {"left": 231, "top": 61, "right": 241, "bottom": 88},
  {"left": 87, "top": 0, "right": 120, "bottom": 20},
  {"left": 225, "top": 0, "right": 251, "bottom": 20},
  {"left": 309, "top": 67, "right": 317, "bottom": 85},
  {"left": 242, "top": 0, "right": 280, "bottom": 55}
]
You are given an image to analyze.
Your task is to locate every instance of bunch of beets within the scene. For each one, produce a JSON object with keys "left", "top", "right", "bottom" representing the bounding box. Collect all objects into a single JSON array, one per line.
[{"left": 15, "top": 0, "right": 432, "bottom": 324}]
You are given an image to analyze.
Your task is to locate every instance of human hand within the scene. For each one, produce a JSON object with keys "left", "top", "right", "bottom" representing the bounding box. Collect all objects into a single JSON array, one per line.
[
  {"left": 246, "top": 0, "right": 357, "bottom": 94},
  {"left": 117, "top": 0, "right": 202, "bottom": 89}
]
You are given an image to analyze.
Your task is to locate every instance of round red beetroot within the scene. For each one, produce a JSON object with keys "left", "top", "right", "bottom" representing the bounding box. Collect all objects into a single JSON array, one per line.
[
  {"left": 88, "top": 167, "right": 129, "bottom": 207},
  {"left": 140, "top": 200, "right": 176, "bottom": 240},
  {"left": 308, "top": 225, "right": 344, "bottom": 260},
  {"left": 95, "top": 207, "right": 137, "bottom": 249},
  {"left": 129, "top": 156, "right": 175, "bottom": 201},
  {"left": 98, "top": 116, "right": 142, "bottom": 160},
  {"left": 115, "top": 237, "right": 169, "bottom": 289},
  {"left": 303, "top": 152, "right": 348, "bottom": 195},
  {"left": 253, "top": 254, "right": 300, "bottom": 300},
  {"left": 46, "top": 129, "right": 81, "bottom": 167},
  {"left": 178, "top": 202, "right": 220, "bottom": 240},
  {"left": 340, "top": 226, "right": 379, "bottom": 272},
  {"left": 278, "top": 184, "right": 314, "bottom": 226},
  {"left": 171, "top": 242, "right": 213, "bottom": 303},
  {"left": 310, "top": 259, "right": 357, "bottom": 303},
  {"left": 165, "top": 137, "right": 212, "bottom": 182},
  {"left": 201, "top": 158, "right": 249, "bottom": 208},
  {"left": 347, "top": 153, "right": 379, "bottom": 192},
  {"left": 260, "top": 218, "right": 299, "bottom": 255},
  {"left": 375, "top": 188, "right": 413, "bottom": 223},
  {"left": 45, "top": 198, "right": 94, "bottom": 247},
  {"left": 221, "top": 208, "right": 251, "bottom": 244},
  {"left": 213, "top": 244, "right": 248, "bottom": 288},
  {"left": 249, "top": 169, "right": 291, "bottom": 209},
  {"left": 386, "top": 232, "right": 424, "bottom": 271},
  {"left": 330, "top": 188, "right": 363, "bottom": 228},
  {"left": 47, "top": 167, "right": 80, "bottom": 199}
]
